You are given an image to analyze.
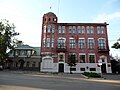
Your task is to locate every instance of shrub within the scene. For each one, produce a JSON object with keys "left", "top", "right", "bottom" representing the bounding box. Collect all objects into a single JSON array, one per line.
[{"left": 83, "top": 72, "right": 101, "bottom": 78}]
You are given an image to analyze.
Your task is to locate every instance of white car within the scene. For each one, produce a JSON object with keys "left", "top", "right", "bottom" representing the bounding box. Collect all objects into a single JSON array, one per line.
[{"left": 0, "top": 65, "right": 3, "bottom": 71}]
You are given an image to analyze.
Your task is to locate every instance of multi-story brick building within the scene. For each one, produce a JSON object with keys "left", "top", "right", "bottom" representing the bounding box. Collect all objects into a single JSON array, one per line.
[{"left": 40, "top": 12, "right": 111, "bottom": 73}]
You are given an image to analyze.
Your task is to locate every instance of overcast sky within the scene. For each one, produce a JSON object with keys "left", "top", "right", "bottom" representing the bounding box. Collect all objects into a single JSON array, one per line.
[{"left": 0, "top": 0, "right": 120, "bottom": 57}]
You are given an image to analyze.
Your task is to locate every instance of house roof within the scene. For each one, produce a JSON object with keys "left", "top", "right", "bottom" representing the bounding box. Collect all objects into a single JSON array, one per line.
[
  {"left": 15, "top": 45, "right": 33, "bottom": 50},
  {"left": 44, "top": 12, "right": 56, "bottom": 16}
]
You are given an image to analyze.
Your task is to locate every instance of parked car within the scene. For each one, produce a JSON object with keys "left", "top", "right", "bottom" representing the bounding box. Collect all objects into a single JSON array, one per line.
[{"left": 0, "top": 65, "right": 3, "bottom": 71}]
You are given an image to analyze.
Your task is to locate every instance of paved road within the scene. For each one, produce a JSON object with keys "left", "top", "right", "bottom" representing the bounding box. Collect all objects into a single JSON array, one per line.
[{"left": 0, "top": 71, "right": 120, "bottom": 90}]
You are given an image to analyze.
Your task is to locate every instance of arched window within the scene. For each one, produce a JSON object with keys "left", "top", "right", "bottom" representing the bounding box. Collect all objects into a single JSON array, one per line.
[
  {"left": 81, "top": 26, "right": 85, "bottom": 34},
  {"left": 62, "top": 26, "right": 65, "bottom": 34},
  {"left": 101, "top": 26, "right": 105, "bottom": 34},
  {"left": 97, "top": 26, "right": 100, "bottom": 34},
  {"left": 58, "top": 26, "right": 61, "bottom": 34},
  {"left": 91, "top": 26, "right": 94, "bottom": 34},
  {"left": 87, "top": 26, "right": 90, "bottom": 34},
  {"left": 78, "top": 26, "right": 81, "bottom": 34},
  {"left": 73, "top": 26, "right": 76, "bottom": 34},
  {"left": 48, "top": 25, "right": 51, "bottom": 33},
  {"left": 52, "top": 25, "right": 55, "bottom": 33}
]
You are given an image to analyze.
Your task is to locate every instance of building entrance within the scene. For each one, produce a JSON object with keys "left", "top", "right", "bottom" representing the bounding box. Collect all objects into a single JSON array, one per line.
[{"left": 59, "top": 63, "right": 64, "bottom": 72}]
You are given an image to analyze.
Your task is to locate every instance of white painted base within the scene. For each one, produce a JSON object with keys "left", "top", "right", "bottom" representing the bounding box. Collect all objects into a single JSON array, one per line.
[{"left": 40, "top": 62, "right": 112, "bottom": 73}]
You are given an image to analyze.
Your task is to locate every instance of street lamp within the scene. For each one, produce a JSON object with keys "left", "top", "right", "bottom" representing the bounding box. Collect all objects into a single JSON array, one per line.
[{"left": 98, "top": 59, "right": 102, "bottom": 78}]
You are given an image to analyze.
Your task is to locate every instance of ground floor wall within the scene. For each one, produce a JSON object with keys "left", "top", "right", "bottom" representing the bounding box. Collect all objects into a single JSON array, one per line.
[
  {"left": 6, "top": 57, "right": 40, "bottom": 71},
  {"left": 41, "top": 62, "right": 112, "bottom": 73}
]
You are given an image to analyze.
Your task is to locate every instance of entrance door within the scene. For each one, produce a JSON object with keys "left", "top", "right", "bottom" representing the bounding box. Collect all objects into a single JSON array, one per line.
[
  {"left": 101, "top": 64, "right": 106, "bottom": 73},
  {"left": 59, "top": 63, "right": 64, "bottom": 72}
]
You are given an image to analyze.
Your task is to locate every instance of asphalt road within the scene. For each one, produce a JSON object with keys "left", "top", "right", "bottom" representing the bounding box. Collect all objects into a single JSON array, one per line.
[{"left": 0, "top": 71, "right": 120, "bottom": 90}]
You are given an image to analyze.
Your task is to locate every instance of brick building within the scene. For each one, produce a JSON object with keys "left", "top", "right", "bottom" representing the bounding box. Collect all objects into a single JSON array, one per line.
[{"left": 40, "top": 12, "right": 111, "bottom": 73}]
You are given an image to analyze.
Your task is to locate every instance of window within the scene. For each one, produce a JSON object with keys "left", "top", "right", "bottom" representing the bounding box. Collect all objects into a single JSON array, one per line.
[
  {"left": 90, "top": 68, "right": 96, "bottom": 71},
  {"left": 78, "top": 39, "right": 85, "bottom": 49},
  {"left": 87, "top": 26, "right": 90, "bottom": 34},
  {"left": 80, "top": 54, "right": 85, "bottom": 63},
  {"left": 44, "top": 25, "right": 46, "bottom": 33},
  {"left": 80, "top": 68, "right": 85, "bottom": 71},
  {"left": 78, "top": 26, "right": 81, "bottom": 34},
  {"left": 58, "top": 26, "right": 61, "bottom": 34},
  {"left": 89, "top": 54, "right": 95, "bottom": 63},
  {"left": 81, "top": 26, "right": 85, "bottom": 34},
  {"left": 97, "top": 26, "right": 100, "bottom": 34},
  {"left": 101, "top": 26, "right": 105, "bottom": 34},
  {"left": 73, "top": 26, "right": 76, "bottom": 34},
  {"left": 69, "top": 39, "right": 75, "bottom": 48},
  {"left": 48, "top": 25, "right": 51, "bottom": 33},
  {"left": 46, "top": 38, "right": 50, "bottom": 48},
  {"left": 32, "top": 62, "right": 36, "bottom": 67},
  {"left": 88, "top": 38, "right": 94, "bottom": 49},
  {"left": 51, "top": 38, "right": 54, "bottom": 48},
  {"left": 91, "top": 26, "right": 94, "bottom": 34},
  {"left": 62, "top": 26, "right": 65, "bottom": 34},
  {"left": 43, "top": 38, "right": 46, "bottom": 47},
  {"left": 69, "top": 26, "right": 72, "bottom": 34},
  {"left": 52, "top": 25, "right": 55, "bottom": 34},
  {"left": 58, "top": 38, "right": 66, "bottom": 48},
  {"left": 98, "top": 39, "right": 106, "bottom": 49},
  {"left": 26, "top": 61, "right": 29, "bottom": 67}
]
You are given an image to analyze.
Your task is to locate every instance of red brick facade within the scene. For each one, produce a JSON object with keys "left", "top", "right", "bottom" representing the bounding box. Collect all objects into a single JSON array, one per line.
[{"left": 40, "top": 12, "right": 111, "bottom": 73}]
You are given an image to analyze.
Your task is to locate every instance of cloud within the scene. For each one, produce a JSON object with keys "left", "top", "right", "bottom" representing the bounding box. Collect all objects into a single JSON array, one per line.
[{"left": 92, "top": 12, "right": 120, "bottom": 22}]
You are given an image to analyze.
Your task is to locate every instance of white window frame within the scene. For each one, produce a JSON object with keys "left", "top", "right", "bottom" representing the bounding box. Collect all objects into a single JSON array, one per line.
[
  {"left": 88, "top": 53, "right": 96, "bottom": 63},
  {"left": 79, "top": 53, "right": 86, "bottom": 63}
]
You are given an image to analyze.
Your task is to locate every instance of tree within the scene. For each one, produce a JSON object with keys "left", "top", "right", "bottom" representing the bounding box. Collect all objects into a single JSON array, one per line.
[
  {"left": 0, "top": 19, "right": 19, "bottom": 66},
  {"left": 112, "top": 38, "right": 120, "bottom": 49},
  {"left": 68, "top": 54, "right": 77, "bottom": 74},
  {"left": 111, "top": 42, "right": 120, "bottom": 49}
]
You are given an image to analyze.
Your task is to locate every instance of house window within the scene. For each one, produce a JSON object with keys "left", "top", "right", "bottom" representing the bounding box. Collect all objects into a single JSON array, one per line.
[
  {"left": 51, "top": 38, "right": 54, "bottom": 48},
  {"left": 58, "top": 38, "right": 66, "bottom": 48},
  {"left": 81, "top": 26, "right": 85, "bottom": 34},
  {"left": 26, "top": 61, "right": 29, "bottom": 67},
  {"left": 98, "top": 39, "right": 106, "bottom": 49},
  {"left": 90, "top": 68, "right": 96, "bottom": 71},
  {"left": 78, "top": 39, "right": 85, "bottom": 49},
  {"left": 97, "top": 26, "right": 100, "bottom": 34},
  {"left": 89, "top": 54, "right": 95, "bottom": 63},
  {"left": 78, "top": 26, "right": 81, "bottom": 34},
  {"left": 69, "top": 39, "right": 75, "bottom": 48},
  {"left": 87, "top": 26, "right": 90, "bottom": 34},
  {"left": 48, "top": 25, "right": 51, "bottom": 33},
  {"left": 69, "top": 26, "right": 72, "bottom": 34},
  {"left": 62, "top": 26, "right": 65, "bottom": 34},
  {"left": 58, "top": 26, "right": 61, "bottom": 34},
  {"left": 91, "top": 26, "right": 94, "bottom": 34},
  {"left": 80, "top": 68, "right": 85, "bottom": 71},
  {"left": 80, "top": 54, "right": 85, "bottom": 63},
  {"left": 44, "top": 25, "right": 46, "bottom": 33},
  {"left": 32, "top": 62, "right": 36, "bottom": 67},
  {"left": 52, "top": 25, "right": 55, "bottom": 34},
  {"left": 88, "top": 38, "right": 94, "bottom": 49},
  {"left": 46, "top": 38, "right": 50, "bottom": 48},
  {"left": 101, "top": 26, "right": 105, "bottom": 34},
  {"left": 43, "top": 38, "right": 46, "bottom": 47},
  {"left": 73, "top": 26, "right": 76, "bottom": 34}
]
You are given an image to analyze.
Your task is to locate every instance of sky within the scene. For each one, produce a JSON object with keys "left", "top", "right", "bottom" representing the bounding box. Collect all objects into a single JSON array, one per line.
[{"left": 0, "top": 0, "right": 120, "bottom": 57}]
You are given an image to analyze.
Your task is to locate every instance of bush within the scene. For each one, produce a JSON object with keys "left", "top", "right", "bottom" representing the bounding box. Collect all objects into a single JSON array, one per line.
[{"left": 83, "top": 72, "right": 101, "bottom": 78}]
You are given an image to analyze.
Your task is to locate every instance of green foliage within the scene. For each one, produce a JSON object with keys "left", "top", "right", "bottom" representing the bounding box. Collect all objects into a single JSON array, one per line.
[
  {"left": 83, "top": 72, "right": 101, "bottom": 78},
  {"left": 111, "top": 42, "right": 120, "bottom": 49},
  {"left": 0, "top": 19, "right": 19, "bottom": 64}
]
